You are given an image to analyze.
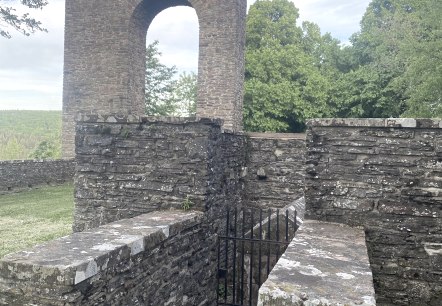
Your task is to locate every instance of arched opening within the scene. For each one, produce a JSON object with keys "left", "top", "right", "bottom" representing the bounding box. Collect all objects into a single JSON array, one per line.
[{"left": 145, "top": 6, "right": 199, "bottom": 117}]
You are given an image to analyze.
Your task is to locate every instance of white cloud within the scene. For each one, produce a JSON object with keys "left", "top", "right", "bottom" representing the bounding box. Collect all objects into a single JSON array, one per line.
[
  {"left": 0, "top": 0, "right": 65, "bottom": 110},
  {"left": 146, "top": 6, "right": 199, "bottom": 74}
]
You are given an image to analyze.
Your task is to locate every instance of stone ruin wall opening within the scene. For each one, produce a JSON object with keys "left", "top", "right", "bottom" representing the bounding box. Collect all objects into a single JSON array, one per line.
[{"left": 62, "top": 0, "right": 247, "bottom": 158}]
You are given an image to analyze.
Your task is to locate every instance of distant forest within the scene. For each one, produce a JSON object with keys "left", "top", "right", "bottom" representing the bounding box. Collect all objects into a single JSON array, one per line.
[{"left": 0, "top": 111, "right": 61, "bottom": 160}]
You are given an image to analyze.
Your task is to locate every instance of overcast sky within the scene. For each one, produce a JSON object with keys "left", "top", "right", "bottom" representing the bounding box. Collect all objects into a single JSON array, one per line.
[{"left": 0, "top": 0, "right": 371, "bottom": 111}]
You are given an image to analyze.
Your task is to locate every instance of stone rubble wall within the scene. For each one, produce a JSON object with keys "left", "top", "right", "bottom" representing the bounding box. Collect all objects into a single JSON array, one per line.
[
  {"left": 244, "top": 133, "right": 306, "bottom": 210},
  {"left": 0, "top": 159, "right": 75, "bottom": 193},
  {"left": 74, "top": 115, "right": 248, "bottom": 232},
  {"left": 305, "top": 118, "right": 442, "bottom": 305},
  {"left": 0, "top": 210, "right": 216, "bottom": 306}
]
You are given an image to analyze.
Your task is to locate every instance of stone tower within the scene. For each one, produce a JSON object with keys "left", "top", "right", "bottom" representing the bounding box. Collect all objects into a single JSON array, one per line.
[{"left": 62, "top": 0, "right": 247, "bottom": 158}]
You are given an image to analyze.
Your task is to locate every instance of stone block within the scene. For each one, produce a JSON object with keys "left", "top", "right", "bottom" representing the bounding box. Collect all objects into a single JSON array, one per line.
[{"left": 257, "top": 220, "right": 375, "bottom": 306}]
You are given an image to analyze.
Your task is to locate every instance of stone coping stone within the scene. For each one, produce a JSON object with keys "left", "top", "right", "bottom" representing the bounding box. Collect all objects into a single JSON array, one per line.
[
  {"left": 246, "top": 132, "right": 306, "bottom": 140},
  {"left": 0, "top": 210, "right": 203, "bottom": 286},
  {"left": 258, "top": 220, "right": 376, "bottom": 306},
  {"left": 307, "top": 118, "right": 442, "bottom": 129},
  {"left": 0, "top": 158, "right": 75, "bottom": 165},
  {"left": 75, "top": 113, "right": 224, "bottom": 126}
]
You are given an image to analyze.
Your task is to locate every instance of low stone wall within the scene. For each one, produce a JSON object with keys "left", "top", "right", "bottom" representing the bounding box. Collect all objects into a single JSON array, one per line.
[
  {"left": 0, "top": 159, "right": 75, "bottom": 193},
  {"left": 0, "top": 210, "right": 216, "bottom": 306},
  {"left": 257, "top": 220, "right": 375, "bottom": 306},
  {"left": 305, "top": 118, "right": 442, "bottom": 305},
  {"left": 244, "top": 133, "right": 306, "bottom": 210},
  {"left": 74, "top": 115, "right": 246, "bottom": 232}
]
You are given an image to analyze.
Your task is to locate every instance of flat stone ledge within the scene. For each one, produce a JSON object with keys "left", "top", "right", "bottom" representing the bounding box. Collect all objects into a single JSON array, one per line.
[
  {"left": 0, "top": 210, "right": 203, "bottom": 286},
  {"left": 0, "top": 158, "right": 75, "bottom": 165},
  {"left": 307, "top": 118, "right": 442, "bottom": 129},
  {"left": 75, "top": 113, "right": 224, "bottom": 126},
  {"left": 258, "top": 220, "right": 376, "bottom": 306},
  {"left": 246, "top": 132, "right": 306, "bottom": 140}
]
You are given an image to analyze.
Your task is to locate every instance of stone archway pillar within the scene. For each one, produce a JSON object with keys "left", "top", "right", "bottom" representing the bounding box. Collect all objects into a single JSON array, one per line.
[
  {"left": 62, "top": 0, "right": 247, "bottom": 158},
  {"left": 191, "top": 0, "right": 247, "bottom": 132}
]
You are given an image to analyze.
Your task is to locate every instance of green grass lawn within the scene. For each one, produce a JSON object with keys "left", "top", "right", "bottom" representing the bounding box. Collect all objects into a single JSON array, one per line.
[{"left": 0, "top": 183, "right": 74, "bottom": 258}]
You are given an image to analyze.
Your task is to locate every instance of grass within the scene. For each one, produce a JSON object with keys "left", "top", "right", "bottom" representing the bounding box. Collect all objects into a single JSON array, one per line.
[{"left": 0, "top": 183, "right": 74, "bottom": 258}]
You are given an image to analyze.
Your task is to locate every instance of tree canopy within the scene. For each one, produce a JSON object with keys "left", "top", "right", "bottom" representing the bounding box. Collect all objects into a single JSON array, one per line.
[
  {"left": 244, "top": 0, "right": 335, "bottom": 132},
  {"left": 0, "top": 0, "right": 48, "bottom": 38},
  {"left": 145, "top": 41, "right": 197, "bottom": 117},
  {"left": 243, "top": 0, "right": 442, "bottom": 132}
]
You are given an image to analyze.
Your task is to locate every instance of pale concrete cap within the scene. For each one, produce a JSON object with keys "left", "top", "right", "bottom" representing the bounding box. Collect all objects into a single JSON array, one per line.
[{"left": 258, "top": 220, "right": 376, "bottom": 306}]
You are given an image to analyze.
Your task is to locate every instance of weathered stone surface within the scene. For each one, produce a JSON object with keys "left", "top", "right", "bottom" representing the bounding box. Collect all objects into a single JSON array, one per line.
[
  {"left": 257, "top": 220, "right": 375, "bottom": 306},
  {"left": 0, "top": 210, "right": 216, "bottom": 306},
  {"left": 62, "top": 0, "right": 247, "bottom": 158},
  {"left": 74, "top": 117, "right": 247, "bottom": 232},
  {"left": 305, "top": 118, "right": 442, "bottom": 305},
  {"left": 244, "top": 133, "right": 306, "bottom": 210},
  {"left": 0, "top": 159, "right": 75, "bottom": 193}
]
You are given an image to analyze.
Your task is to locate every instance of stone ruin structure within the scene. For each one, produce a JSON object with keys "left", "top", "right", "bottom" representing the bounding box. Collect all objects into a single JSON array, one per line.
[
  {"left": 1, "top": 1, "right": 441, "bottom": 305},
  {"left": 62, "top": 0, "right": 247, "bottom": 158}
]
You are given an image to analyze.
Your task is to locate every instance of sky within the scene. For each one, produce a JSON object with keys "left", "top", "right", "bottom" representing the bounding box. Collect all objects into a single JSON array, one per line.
[{"left": 0, "top": 0, "right": 371, "bottom": 111}]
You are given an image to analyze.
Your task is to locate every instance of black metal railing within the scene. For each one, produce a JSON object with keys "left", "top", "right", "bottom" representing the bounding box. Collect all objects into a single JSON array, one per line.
[{"left": 217, "top": 207, "right": 298, "bottom": 306}]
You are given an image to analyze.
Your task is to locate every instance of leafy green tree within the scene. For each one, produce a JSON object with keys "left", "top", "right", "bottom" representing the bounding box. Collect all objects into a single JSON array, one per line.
[
  {"left": 0, "top": 0, "right": 48, "bottom": 38},
  {"left": 172, "top": 72, "right": 197, "bottom": 117},
  {"left": 29, "top": 140, "right": 60, "bottom": 159},
  {"left": 244, "top": 0, "right": 331, "bottom": 132},
  {"left": 145, "top": 40, "right": 179, "bottom": 116},
  {"left": 343, "top": 0, "right": 441, "bottom": 118},
  {"left": 145, "top": 41, "right": 198, "bottom": 117},
  {"left": 399, "top": 0, "right": 442, "bottom": 117}
]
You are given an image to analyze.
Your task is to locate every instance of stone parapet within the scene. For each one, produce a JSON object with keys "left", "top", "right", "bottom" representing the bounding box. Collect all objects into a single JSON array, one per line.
[
  {"left": 0, "top": 159, "right": 75, "bottom": 193},
  {"left": 244, "top": 133, "right": 306, "bottom": 210},
  {"left": 258, "top": 220, "right": 375, "bottom": 306},
  {"left": 305, "top": 118, "right": 442, "bottom": 305},
  {"left": 74, "top": 117, "right": 247, "bottom": 232},
  {"left": 0, "top": 210, "right": 214, "bottom": 306},
  {"left": 308, "top": 118, "right": 442, "bottom": 128}
]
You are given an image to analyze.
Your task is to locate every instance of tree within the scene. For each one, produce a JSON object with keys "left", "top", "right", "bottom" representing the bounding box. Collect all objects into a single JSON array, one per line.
[
  {"left": 29, "top": 140, "right": 60, "bottom": 159},
  {"left": 172, "top": 72, "right": 197, "bottom": 117},
  {"left": 244, "top": 0, "right": 332, "bottom": 132},
  {"left": 145, "top": 41, "right": 198, "bottom": 117},
  {"left": 399, "top": 0, "right": 442, "bottom": 117},
  {"left": 145, "top": 41, "right": 179, "bottom": 116},
  {"left": 0, "top": 0, "right": 48, "bottom": 38},
  {"left": 343, "top": 0, "right": 442, "bottom": 118}
]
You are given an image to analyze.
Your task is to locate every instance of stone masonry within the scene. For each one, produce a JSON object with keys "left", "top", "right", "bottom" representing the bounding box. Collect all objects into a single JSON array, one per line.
[
  {"left": 74, "top": 114, "right": 247, "bottom": 232},
  {"left": 0, "top": 210, "right": 217, "bottom": 306},
  {"left": 0, "top": 159, "right": 74, "bottom": 193},
  {"left": 305, "top": 118, "right": 442, "bottom": 305},
  {"left": 244, "top": 133, "right": 306, "bottom": 210},
  {"left": 63, "top": 0, "right": 247, "bottom": 158}
]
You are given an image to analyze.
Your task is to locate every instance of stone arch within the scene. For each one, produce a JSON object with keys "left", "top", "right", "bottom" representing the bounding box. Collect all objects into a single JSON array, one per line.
[{"left": 62, "top": 0, "right": 247, "bottom": 158}]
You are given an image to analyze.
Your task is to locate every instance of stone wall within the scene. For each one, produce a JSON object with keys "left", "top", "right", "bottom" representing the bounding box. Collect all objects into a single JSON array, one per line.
[
  {"left": 74, "top": 115, "right": 246, "bottom": 232},
  {"left": 244, "top": 133, "right": 306, "bottom": 210},
  {"left": 0, "top": 210, "right": 217, "bottom": 306},
  {"left": 0, "top": 159, "right": 75, "bottom": 193},
  {"left": 63, "top": 0, "right": 247, "bottom": 158},
  {"left": 305, "top": 118, "right": 442, "bottom": 305}
]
